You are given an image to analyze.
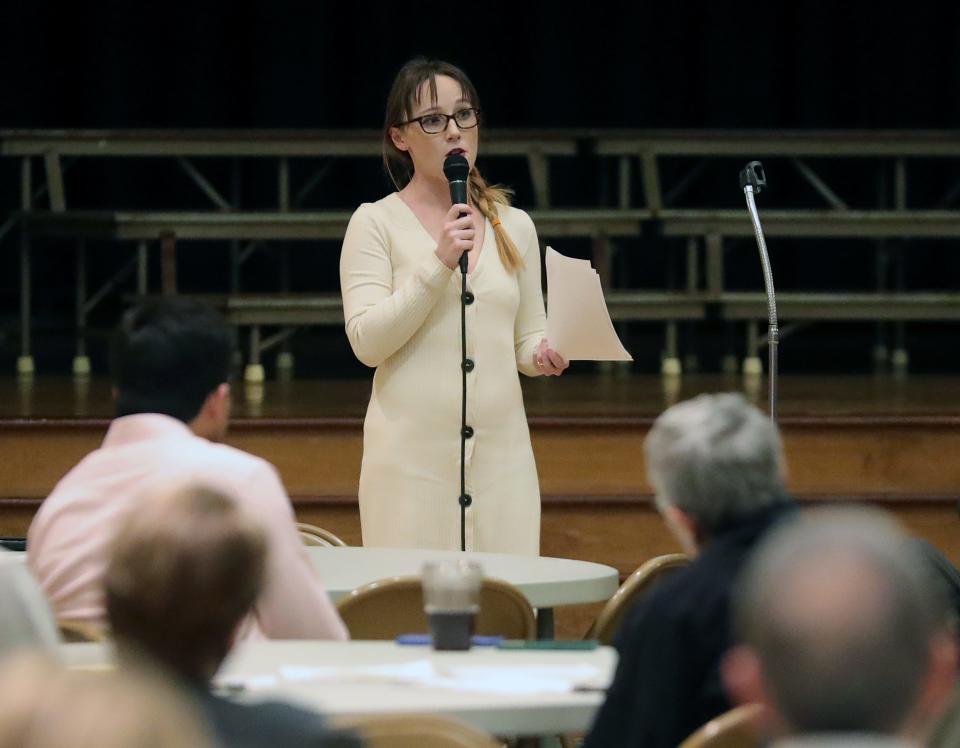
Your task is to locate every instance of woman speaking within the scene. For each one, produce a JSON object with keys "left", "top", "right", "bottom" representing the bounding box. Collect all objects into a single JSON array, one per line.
[{"left": 340, "top": 58, "right": 567, "bottom": 555}]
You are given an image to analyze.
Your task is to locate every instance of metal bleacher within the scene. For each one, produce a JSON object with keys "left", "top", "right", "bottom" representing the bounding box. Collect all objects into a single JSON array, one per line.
[{"left": 4, "top": 128, "right": 960, "bottom": 379}]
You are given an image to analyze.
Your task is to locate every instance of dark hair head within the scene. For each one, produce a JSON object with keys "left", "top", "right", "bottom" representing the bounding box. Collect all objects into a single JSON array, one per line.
[
  {"left": 112, "top": 298, "right": 233, "bottom": 423},
  {"left": 105, "top": 484, "right": 266, "bottom": 683}
]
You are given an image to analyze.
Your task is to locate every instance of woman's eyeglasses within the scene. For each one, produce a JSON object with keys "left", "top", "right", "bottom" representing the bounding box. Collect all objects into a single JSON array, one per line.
[{"left": 398, "top": 108, "right": 480, "bottom": 134}]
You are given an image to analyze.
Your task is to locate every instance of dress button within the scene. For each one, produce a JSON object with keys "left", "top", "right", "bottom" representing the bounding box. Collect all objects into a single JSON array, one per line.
[
  {"left": 463, "top": 291, "right": 475, "bottom": 305},
  {"left": 462, "top": 359, "right": 475, "bottom": 372},
  {"left": 462, "top": 425, "right": 474, "bottom": 439},
  {"left": 459, "top": 494, "right": 473, "bottom": 508}
]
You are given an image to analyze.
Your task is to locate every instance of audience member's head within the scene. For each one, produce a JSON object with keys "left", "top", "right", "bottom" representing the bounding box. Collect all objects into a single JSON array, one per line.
[
  {"left": 724, "top": 507, "right": 958, "bottom": 741},
  {"left": 112, "top": 298, "right": 234, "bottom": 441},
  {"left": 0, "top": 653, "right": 215, "bottom": 748},
  {"left": 644, "top": 393, "right": 789, "bottom": 553},
  {"left": 106, "top": 483, "right": 266, "bottom": 684}
]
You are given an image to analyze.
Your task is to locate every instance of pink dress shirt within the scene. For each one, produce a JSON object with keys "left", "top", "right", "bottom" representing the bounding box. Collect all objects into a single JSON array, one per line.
[{"left": 27, "top": 413, "right": 348, "bottom": 641}]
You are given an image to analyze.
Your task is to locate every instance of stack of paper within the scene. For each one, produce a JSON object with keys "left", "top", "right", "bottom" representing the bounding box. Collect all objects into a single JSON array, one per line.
[{"left": 544, "top": 247, "right": 632, "bottom": 362}]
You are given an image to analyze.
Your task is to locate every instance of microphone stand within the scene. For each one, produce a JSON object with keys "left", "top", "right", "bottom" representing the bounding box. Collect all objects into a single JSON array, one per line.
[
  {"left": 739, "top": 161, "right": 778, "bottom": 421},
  {"left": 444, "top": 156, "right": 473, "bottom": 551},
  {"left": 458, "top": 250, "right": 470, "bottom": 552}
]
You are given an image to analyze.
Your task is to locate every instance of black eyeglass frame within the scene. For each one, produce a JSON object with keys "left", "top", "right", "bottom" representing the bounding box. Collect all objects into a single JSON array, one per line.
[{"left": 396, "top": 107, "right": 482, "bottom": 134}]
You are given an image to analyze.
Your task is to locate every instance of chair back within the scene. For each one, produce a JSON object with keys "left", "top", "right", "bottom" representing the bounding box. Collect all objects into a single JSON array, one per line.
[
  {"left": 57, "top": 619, "right": 107, "bottom": 643},
  {"left": 340, "top": 714, "right": 501, "bottom": 747},
  {"left": 296, "top": 522, "right": 348, "bottom": 547},
  {"left": 677, "top": 704, "right": 763, "bottom": 748},
  {"left": 336, "top": 576, "right": 535, "bottom": 640},
  {"left": 0, "top": 552, "right": 60, "bottom": 656},
  {"left": 586, "top": 553, "right": 691, "bottom": 644}
]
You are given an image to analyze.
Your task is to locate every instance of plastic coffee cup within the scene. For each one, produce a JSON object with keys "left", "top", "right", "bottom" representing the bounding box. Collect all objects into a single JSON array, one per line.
[{"left": 421, "top": 560, "right": 482, "bottom": 651}]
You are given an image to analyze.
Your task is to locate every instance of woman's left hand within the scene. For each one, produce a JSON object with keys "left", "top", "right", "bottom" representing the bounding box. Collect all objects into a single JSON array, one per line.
[{"left": 534, "top": 339, "right": 569, "bottom": 376}]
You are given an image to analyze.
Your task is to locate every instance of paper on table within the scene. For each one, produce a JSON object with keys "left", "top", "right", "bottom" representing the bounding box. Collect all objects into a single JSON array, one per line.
[
  {"left": 214, "top": 663, "right": 430, "bottom": 693},
  {"left": 441, "top": 663, "right": 606, "bottom": 694},
  {"left": 268, "top": 660, "right": 604, "bottom": 696},
  {"left": 279, "top": 661, "right": 434, "bottom": 685},
  {"left": 544, "top": 247, "right": 632, "bottom": 361}
]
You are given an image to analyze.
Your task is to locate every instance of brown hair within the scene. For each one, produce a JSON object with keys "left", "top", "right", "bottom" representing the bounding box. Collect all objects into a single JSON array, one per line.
[
  {"left": 383, "top": 57, "right": 524, "bottom": 271},
  {"left": 105, "top": 483, "right": 267, "bottom": 683}
]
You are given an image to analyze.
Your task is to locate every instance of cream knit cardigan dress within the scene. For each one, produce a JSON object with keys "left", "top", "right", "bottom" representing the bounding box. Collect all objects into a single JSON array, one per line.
[{"left": 340, "top": 192, "right": 546, "bottom": 555}]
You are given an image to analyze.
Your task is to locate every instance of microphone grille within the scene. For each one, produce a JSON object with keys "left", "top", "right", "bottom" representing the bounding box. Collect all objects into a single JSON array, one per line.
[{"left": 443, "top": 153, "right": 470, "bottom": 182}]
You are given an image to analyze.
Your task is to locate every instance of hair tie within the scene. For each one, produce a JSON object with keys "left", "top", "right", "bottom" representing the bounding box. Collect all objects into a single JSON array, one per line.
[{"left": 491, "top": 217, "right": 501, "bottom": 228}]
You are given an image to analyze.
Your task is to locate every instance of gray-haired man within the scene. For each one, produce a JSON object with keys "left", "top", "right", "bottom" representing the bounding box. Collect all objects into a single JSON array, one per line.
[
  {"left": 585, "top": 393, "right": 796, "bottom": 748},
  {"left": 724, "top": 507, "right": 957, "bottom": 747}
]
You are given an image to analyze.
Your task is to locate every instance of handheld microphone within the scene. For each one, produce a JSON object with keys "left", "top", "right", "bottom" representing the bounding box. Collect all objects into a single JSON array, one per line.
[{"left": 443, "top": 153, "right": 470, "bottom": 273}]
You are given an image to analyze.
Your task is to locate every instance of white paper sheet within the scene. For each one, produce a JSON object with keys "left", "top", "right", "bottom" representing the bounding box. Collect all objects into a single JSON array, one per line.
[
  {"left": 544, "top": 247, "right": 632, "bottom": 361},
  {"left": 261, "top": 660, "right": 603, "bottom": 695}
]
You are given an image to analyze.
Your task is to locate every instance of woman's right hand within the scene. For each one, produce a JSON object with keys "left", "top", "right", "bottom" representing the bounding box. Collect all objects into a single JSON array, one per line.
[{"left": 435, "top": 204, "right": 476, "bottom": 270}]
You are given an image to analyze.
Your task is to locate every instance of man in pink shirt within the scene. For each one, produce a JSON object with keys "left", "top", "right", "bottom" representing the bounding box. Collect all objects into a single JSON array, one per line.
[{"left": 28, "top": 299, "right": 348, "bottom": 641}]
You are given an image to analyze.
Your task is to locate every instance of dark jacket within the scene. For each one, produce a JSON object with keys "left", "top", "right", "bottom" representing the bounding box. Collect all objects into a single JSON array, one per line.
[
  {"left": 583, "top": 501, "right": 796, "bottom": 748},
  {"left": 193, "top": 684, "right": 363, "bottom": 748}
]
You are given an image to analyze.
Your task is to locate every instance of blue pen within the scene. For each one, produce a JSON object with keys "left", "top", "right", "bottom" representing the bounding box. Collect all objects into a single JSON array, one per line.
[{"left": 395, "top": 634, "right": 503, "bottom": 647}]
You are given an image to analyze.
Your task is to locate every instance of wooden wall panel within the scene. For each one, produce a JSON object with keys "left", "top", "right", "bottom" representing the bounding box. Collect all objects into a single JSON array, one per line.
[{"left": 5, "top": 421, "right": 959, "bottom": 500}]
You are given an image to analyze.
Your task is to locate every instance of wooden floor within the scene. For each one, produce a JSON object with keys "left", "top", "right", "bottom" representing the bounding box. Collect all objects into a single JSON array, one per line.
[{"left": 3, "top": 372, "right": 960, "bottom": 637}]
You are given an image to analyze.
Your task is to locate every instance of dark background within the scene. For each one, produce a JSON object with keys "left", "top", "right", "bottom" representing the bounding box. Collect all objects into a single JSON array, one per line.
[{"left": 2, "top": 1, "right": 959, "bottom": 376}]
